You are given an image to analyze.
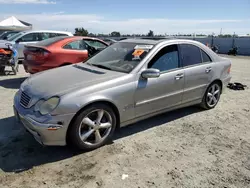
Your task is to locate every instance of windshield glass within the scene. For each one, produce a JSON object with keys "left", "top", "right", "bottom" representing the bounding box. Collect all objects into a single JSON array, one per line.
[
  {"left": 7, "top": 32, "right": 23, "bottom": 41},
  {"left": 87, "top": 42, "right": 154, "bottom": 73}
]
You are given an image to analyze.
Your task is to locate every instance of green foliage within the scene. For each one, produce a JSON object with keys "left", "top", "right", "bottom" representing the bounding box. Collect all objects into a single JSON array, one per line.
[
  {"left": 147, "top": 30, "right": 154, "bottom": 37},
  {"left": 110, "top": 31, "right": 121, "bottom": 37},
  {"left": 74, "top": 27, "right": 88, "bottom": 36}
]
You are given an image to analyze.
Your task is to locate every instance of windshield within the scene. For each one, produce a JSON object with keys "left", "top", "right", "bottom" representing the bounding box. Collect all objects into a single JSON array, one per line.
[
  {"left": 7, "top": 32, "right": 23, "bottom": 41},
  {"left": 87, "top": 42, "right": 154, "bottom": 73}
]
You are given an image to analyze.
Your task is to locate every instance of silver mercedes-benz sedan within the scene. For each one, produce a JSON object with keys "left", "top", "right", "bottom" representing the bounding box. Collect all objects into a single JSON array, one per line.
[{"left": 13, "top": 39, "right": 232, "bottom": 150}]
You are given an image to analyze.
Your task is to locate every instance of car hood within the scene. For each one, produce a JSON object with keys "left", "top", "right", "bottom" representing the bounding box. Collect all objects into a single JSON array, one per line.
[{"left": 21, "top": 63, "right": 126, "bottom": 98}]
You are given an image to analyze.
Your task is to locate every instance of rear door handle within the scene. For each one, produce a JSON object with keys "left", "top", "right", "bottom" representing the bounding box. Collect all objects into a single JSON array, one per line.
[
  {"left": 205, "top": 67, "right": 212, "bottom": 73},
  {"left": 175, "top": 73, "right": 184, "bottom": 80}
]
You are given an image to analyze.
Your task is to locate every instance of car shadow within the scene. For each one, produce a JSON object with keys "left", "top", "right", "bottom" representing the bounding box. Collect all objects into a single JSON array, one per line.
[
  {"left": 114, "top": 106, "right": 202, "bottom": 140},
  {"left": 0, "top": 106, "right": 202, "bottom": 173},
  {"left": 0, "top": 76, "right": 27, "bottom": 89}
]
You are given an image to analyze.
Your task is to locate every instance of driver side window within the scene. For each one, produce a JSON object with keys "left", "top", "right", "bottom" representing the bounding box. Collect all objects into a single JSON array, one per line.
[
  {"left": 148, "top": 44, "right": 180, "bottom": 72},
  {"left": 19, "top": 33, "right": 39, "bottom": 42}
]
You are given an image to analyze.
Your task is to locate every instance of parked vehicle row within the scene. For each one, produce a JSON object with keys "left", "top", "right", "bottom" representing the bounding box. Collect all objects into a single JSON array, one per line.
[
  {"left": 3, "top": 30, "right": 73, "bottom": 60},
  {"left": 0, "top": 31, "right": 20, "bottom": 40},
  {"left": 13, "top": 38, "right": 232, "bottom": 151}
]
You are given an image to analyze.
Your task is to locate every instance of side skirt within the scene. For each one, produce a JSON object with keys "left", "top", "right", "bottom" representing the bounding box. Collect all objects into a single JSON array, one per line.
[{"left": 120, "top": 99, "right": 202, "bottom": 128}]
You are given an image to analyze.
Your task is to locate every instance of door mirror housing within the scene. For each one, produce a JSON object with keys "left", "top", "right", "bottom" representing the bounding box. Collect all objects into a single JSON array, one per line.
[{"left": 141, "top": 68, "right": 160, "bottom": 79}]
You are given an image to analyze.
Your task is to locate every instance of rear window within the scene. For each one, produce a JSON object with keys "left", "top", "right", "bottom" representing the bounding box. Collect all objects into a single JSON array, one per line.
[{"left": 35, "top": 36, "right": 68, "bottom": 47}]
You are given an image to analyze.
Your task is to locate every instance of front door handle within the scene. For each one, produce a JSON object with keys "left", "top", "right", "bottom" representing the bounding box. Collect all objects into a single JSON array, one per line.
[
  {"left": 175, "top": 73, "right": 184, "bottom": 80},
  {"left": 205, "top": 67, "right": 212, "bottom": 73}
]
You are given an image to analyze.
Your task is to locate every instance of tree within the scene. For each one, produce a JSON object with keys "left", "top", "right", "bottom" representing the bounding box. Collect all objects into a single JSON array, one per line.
[
  {"left": 110, "top": 31, "right": 121, "bottom": 37},
  {"left": 147, "top": 30, "right": 154, "bottom": 37},
  {"left": 74, "top": 27, "right": 88, "bottom": 36},
  {"left": 88, "top": 33, "right": 96, "bottom": 37}
]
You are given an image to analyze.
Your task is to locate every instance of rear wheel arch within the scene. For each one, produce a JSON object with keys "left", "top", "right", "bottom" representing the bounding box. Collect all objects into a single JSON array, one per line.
[
  {"left": 66, "top": 100, "right": 121, "bottom": 144},
  {"left": 200, "top": 79, "right": 222, "bottom": 109},
  {"left": 209, "top": 79, "right": 223, "bottom": 93}
]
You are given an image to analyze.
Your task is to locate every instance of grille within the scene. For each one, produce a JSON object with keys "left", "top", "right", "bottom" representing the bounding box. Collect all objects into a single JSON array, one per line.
[{"left": 20, "top": 91, "right": 31, "bottom": 108}]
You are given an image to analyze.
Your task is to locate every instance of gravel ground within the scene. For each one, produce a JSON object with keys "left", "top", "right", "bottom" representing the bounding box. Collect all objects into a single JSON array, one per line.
[{"left": 0, "top": 55, "right": 250, "bottom": 188}]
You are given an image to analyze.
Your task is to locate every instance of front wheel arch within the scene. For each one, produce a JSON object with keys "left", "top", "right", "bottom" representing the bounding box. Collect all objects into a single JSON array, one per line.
[{"left": 66, "top": 100, "right": 120, "bottom": 145}]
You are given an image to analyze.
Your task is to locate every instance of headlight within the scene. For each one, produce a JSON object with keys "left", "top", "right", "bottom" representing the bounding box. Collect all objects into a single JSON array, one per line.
[{"left": 34, "top": 97, "right": 60, "bottom": 115}]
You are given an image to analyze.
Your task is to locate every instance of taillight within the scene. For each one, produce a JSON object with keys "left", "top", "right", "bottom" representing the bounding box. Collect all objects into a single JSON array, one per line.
[
  {"left": 228, "top": 64, "right": 231, "bottom": 73},
  {"left": 25, "top": 47, "right": 50, "bottom": 61},
  {"left": 42, "top": 51, "right": 50, "bottom": 58},
  {"left": 37, "top": 49, "right": 50, "bottom": 59}
]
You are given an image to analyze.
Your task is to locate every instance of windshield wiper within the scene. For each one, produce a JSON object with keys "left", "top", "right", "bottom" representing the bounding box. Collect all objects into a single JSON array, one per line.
[{"left": 89, "top": 63, "right": 112, "bottom": 70}]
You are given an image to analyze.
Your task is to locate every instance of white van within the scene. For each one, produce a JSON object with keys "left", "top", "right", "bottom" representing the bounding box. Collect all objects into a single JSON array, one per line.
[{"left": 2, "top": 30, "right": 73, "bottom": 60}]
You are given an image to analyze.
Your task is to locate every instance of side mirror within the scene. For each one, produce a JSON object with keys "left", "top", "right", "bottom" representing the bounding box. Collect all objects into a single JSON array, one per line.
[
  {"left": 3, "top": 36, "right": 7, "bottom": 40},
  {"left": 141, "top": 68, "right": 160, "bottom": 79}
]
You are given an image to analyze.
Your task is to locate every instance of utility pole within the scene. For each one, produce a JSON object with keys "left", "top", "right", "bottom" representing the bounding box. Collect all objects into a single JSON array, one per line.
[
  {"left": 220, "top": 28, "right": 222, "bottom": 35},
  {"left": 232, "top": 32, "right": 236, "bottom": 48}
]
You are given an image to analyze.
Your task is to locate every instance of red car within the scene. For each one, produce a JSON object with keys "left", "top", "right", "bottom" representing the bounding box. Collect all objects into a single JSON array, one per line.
[{"left": 23, "top": 36, "right": 108, "bottom": 74}]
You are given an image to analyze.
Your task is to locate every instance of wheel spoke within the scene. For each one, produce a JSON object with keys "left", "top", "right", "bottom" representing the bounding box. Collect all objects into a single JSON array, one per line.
[
  {"left": 212, "top": 96, "right": 217, "bottom": 104},
  {"left": 208, "top": 96, "right": 213, "bottom": 105},
  {"left": 207, "top": 92, "right": 213, "bottom": 97},
  {"left": 214, "top": 90, "right": 219, "bottom": 95},
  {"left": 95, "top": 130, "right": 102, "bottom": 143},
  {"left": 100, "top": 122, "right": 112, "bottom": 129},
  {"left": 96, "top": 110, "right": 104, "bottom": 123},
  {"left": 82, "top": 117, "right": 95, "bottom": 127},
  {"left": 81, "top": 129, "right": 94, "bottom": 141},
  {"left": 211, "top": 85, "right": 215, "bottom": 93}
]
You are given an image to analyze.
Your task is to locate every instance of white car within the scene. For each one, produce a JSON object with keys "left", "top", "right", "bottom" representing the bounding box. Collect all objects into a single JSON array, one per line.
[{"left": 0, "top": 30, "right": 73, "bottom": 60}]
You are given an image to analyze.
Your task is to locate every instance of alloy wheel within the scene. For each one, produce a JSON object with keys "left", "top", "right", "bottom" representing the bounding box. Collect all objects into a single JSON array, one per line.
[
  {"left": 206, "top": 84, "right": 220, "bottom": 108},
  {"left": 78, "top": 109, "right": 112, "bottom": 146}
]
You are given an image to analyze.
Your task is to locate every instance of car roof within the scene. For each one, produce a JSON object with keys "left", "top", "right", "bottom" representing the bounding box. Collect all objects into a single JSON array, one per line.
[
  {"left": 18, "top": 30, "right": 73, "bottom": 35},
  {"left": 118, "top": 38, "right": 208, "bottom": 46},
  {"left": 25, "top": 36, "right": 108, "bottom": 48},
  {"left": 119, "top": 38, "right": 162, "bottom": 45}
]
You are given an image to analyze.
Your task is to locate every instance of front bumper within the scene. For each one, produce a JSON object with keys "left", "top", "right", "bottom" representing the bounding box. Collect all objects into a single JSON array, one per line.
[{"left": 13, "top": 93, "right": 75, "bottom": 146}]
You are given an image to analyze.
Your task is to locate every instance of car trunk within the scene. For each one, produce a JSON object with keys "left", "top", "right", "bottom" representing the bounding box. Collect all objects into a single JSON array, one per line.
[{"left": 23, "top": 45, "right": 51, "bottom": 64}]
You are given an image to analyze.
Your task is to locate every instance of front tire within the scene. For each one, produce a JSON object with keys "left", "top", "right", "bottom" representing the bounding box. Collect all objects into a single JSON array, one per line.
[
  {"left": 200, "top": 82, "right": 221, "bottom": 110},
  {"left": 68, "top": 104, "right": 117, "bottom": 150}
]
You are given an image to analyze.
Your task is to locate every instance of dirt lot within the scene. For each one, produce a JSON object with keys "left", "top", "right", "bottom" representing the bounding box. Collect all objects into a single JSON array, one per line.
[{"left": 0, "top": 56, "right": 250, "bottom": 188}]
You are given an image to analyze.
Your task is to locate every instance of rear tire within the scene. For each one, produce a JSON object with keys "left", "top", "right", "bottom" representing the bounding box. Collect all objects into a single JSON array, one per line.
[
  {"left": 0, "top": 67, "right": 5, "bottom": 75},
  {"left": 12, "top": 64, "right": 19, "bottom": 75},
  {"left": 200, "top": 82, "right": 221, "bottom": 110},
  {"left": 68, "top": 103, "right": 117, "bottom": 151}
]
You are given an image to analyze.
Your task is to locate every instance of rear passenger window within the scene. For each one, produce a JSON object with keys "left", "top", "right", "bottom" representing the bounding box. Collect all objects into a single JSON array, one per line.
[
  {"left": 56, "top": 33, "right": 68, "bottom": 36},
  {"left": 40, "top": 33, "right": 50, "bottom": 40},
  {"left": 63, "top": 40, "right": 86, "bottom": 50},
  {"left": 49, "top": 33, "right": 68, "bottom": 38},
  {"left": 180, "top": 44, "right": 202, "bottom": 67},
  {"left": 201, "top": 50, "right": 212, "bottom": 62}
]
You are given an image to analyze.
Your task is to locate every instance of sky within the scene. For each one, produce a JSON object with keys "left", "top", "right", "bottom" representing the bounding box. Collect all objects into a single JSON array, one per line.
[{"left": 0, "top": 0, "right": 249, "bottom": 35}]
